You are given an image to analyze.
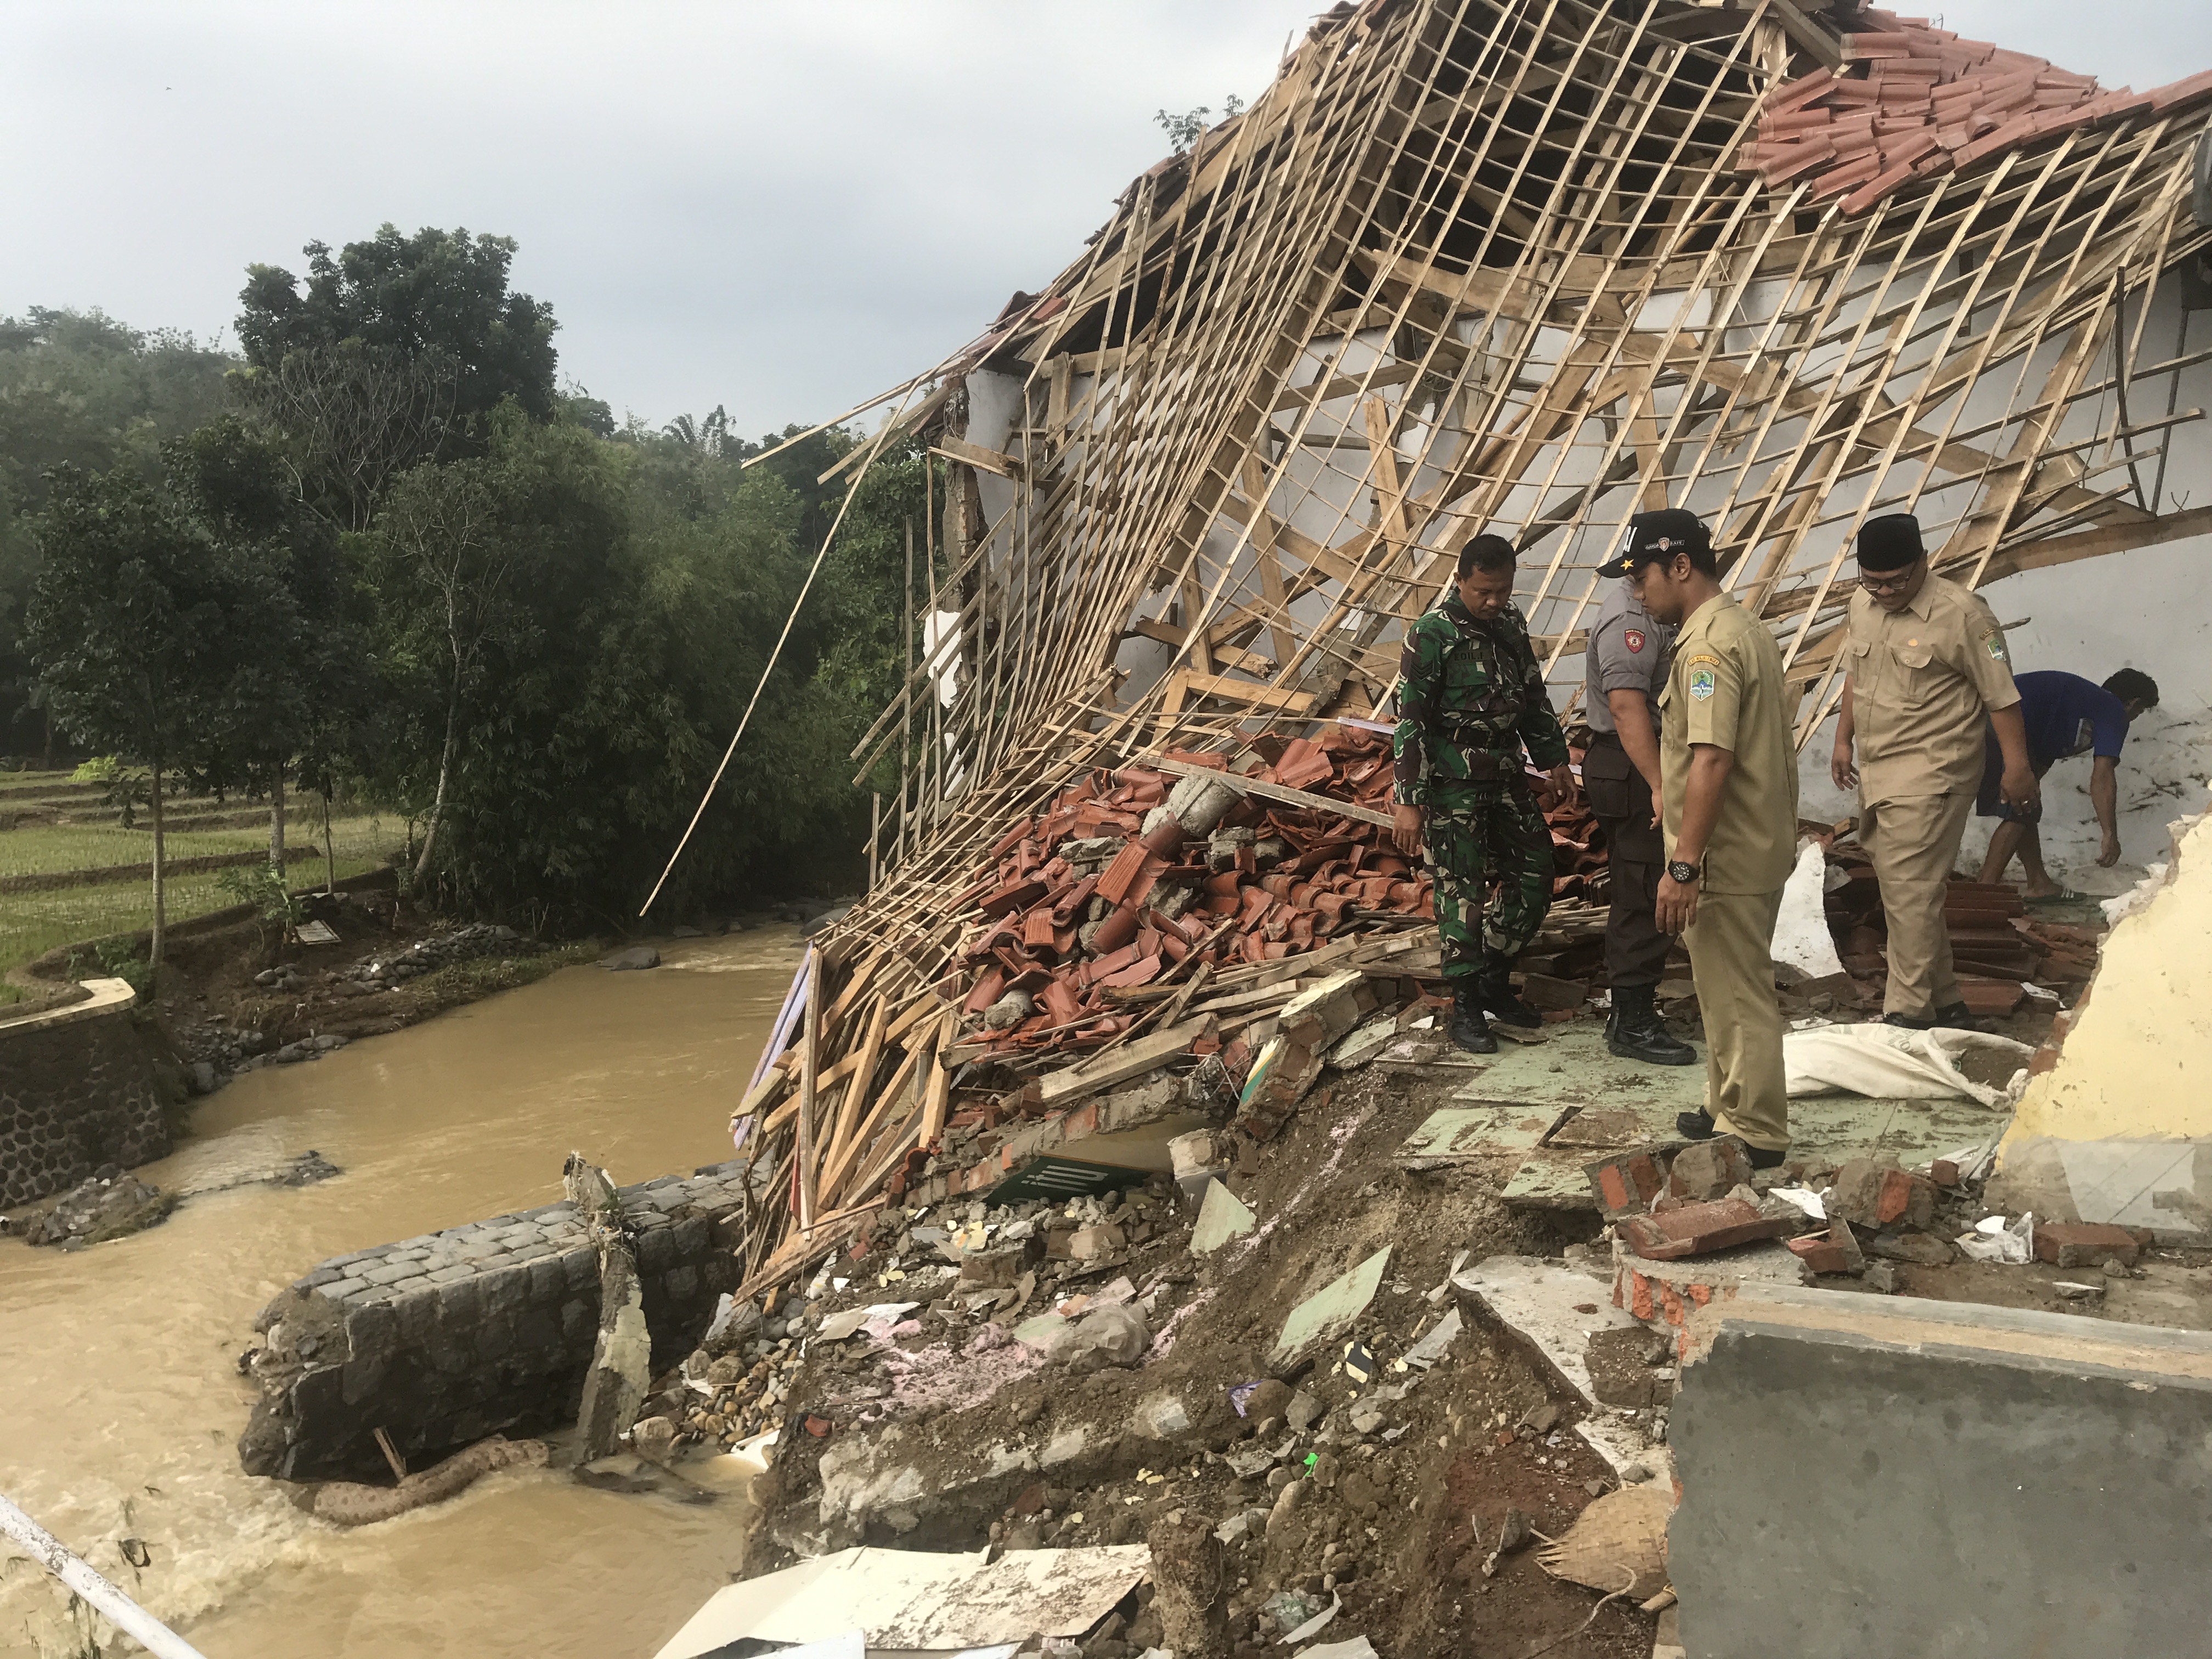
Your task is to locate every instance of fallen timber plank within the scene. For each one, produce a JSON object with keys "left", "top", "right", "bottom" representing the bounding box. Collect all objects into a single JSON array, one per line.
[
  {"left": 1034, "top": 1015, "right": 1215, "bottom": 1112},
  {"left": 1141, "top": 754, "right": 1395, "bottom": 830}
]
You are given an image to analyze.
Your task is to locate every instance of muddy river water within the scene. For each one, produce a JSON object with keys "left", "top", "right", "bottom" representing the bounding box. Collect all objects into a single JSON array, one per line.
[{"left": 0, "top": 930, "right": 805, "bottom": 1659}]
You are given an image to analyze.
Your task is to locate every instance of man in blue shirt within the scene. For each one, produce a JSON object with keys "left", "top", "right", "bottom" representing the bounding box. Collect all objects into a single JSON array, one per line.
[{"left": 1976, "top": 668, "right": 2159, "bottom": 900}]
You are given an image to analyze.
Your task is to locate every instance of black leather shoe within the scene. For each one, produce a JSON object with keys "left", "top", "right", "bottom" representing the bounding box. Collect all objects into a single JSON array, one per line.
[
  {"left": 1746, "top": 1143, "right": 1788, "bottom": 1170},
  {"left": 1882, "top": 1011, "right": 1934, "bottom": 1031},
  {"left": 1606, "top": 985, "right": 1697, "bottom": 1066},
  {"left": 1931, "top": 1001, "right": 1988, "bottom": 1032},
  {"left": 1477, "top": 969, "right": 1543, "bottom": 1029},
  {"left": 1448, "top": 984, "right": 1497, "bottom": 1053}
]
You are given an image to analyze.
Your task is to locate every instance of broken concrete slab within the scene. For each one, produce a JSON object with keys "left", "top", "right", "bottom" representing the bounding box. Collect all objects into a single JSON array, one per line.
[
  {"left": 1671, "top": 1286, "right": 2212, "bottom": 1659},
  {"left": 653, "top": 1543, "right": 1150, "bottom": 1659},
  {"left": 1189, "top": 1179, "right": 1256, "bottom": 1257},
  {"left": 1271, "top": 1247, "right": 1390, "bottom": 1370},
  {"left": 1451, "top": 1256, "right": 1669, "bottom": 1481},
  {"left": 1329, "top": 1017, "right": 1400, "bottom": 1070},
  {"left": 1395, "top": 1105, "right": 1559, "bottom": 1168},
  {"left": 1438, "top": 1025, "right": 2000, "bottom": 1212}
]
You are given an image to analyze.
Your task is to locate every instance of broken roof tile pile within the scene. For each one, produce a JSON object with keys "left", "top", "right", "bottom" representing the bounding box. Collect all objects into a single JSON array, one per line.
[
  {"left": 1822, "top": 845, "right": 2100, "bottom": 1019},
  {"left": 1742, "top": 9, "right": 2212, "bottom": 215},
  {"left": 952, "top": 725, "right": 1613, "bottom": 1058},
  {"left": 956, "top": 731, "right": 1425, "bottom": 1057}
]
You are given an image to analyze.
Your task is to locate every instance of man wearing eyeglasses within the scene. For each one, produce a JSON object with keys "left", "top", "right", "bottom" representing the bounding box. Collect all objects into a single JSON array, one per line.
[{"left": 1830, "top": 514, "right": 2036, "bottom": 1030}]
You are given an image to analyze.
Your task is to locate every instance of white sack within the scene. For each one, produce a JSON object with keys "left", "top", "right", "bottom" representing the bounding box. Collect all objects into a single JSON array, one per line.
[{"left": 1782, "top": 1023, "right": 2035, "bottom": 1108}]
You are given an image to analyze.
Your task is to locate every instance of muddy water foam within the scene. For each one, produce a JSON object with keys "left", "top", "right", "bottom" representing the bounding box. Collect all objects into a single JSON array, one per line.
[{"left": 0, "top": 931, "right": 803, "bottom": 1659}]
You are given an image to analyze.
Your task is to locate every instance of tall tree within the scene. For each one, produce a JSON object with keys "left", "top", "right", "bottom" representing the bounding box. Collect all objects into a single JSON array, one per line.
[
  {"left": 0, "top": 308, "right": 235, "bottom": 755},
  {"left": 167, "top": 416, "right": 376, "bottom": 868},
  {"left": 25, "top": 467, "right": 299, "bottom": 968},
  {"left": 368, "top": 444, "right": 527, "bottom": 877},
  {"left": 235, "top": 227, "right": 557, "bottom": 517}
]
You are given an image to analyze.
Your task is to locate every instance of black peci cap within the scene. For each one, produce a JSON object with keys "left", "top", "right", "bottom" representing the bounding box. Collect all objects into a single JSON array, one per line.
[
  {"left": 1855, "top": 513, "right": 1924, "bottom": 572},
  {"left": 1596, "top": 508, "right": 1709, "bottom": 577}
]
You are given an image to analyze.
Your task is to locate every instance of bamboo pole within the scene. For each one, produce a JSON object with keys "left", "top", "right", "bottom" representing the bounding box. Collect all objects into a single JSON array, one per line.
[{"left": 796, "top": 946, "right": 821, "bottom": 1231}]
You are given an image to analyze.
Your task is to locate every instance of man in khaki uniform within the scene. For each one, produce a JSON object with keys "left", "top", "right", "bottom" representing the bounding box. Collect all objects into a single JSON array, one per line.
[
  {"left": 1830, "top": 514, "right": 2036, "bottom": 1029},
  {"left": 1599, "top": 513, "right": 1798, "bottom": 1166}
]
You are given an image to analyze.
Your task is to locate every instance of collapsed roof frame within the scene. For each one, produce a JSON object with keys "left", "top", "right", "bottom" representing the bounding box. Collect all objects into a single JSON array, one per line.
[{"left": 731, "top": 0, "right": 2212, "bottom": 1291}]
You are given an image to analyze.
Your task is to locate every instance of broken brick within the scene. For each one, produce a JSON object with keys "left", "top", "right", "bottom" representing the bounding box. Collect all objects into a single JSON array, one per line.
[
  {"left": 1618, "top": 1198, "right": 1792, "bottom": 1262},
  {"left": 2033, "top": 1222, "right": 2146, "bottom": 1269},
  {"left": 1827, "top": 1158, "right": 1937, "bottom": 1232},
  {"left": 1585, "top": 1150, "right": 1667, "bottom": 1220},
  {"left": 1787, "top": 1234, "right": 1853, "bottom": 1275}
]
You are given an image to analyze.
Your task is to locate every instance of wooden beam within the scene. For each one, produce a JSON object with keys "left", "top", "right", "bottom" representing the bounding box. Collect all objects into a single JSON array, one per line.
[
  {"left": 1976, "top": 504, "right": 2212, "bottom": 583},
  {"left": 1035, "top": 1015, "right": 1214, "bottom": 1112},
  {"left": 796, "top": 947, "right": 821, "bottom": 1231},
  {"left": 1143, "top": 755, "right": 1395, "bottom": 830},
  {"left": 933, "top": 436, "right": 1024, "bottom": 481}
]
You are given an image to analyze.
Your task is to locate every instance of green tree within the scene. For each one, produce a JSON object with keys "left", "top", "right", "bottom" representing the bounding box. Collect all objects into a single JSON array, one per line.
[
  {"left": 167, "top": 416, "right": 377, "bottom": 872},
  {"left": 25, "top": 466, "right": 300, "bottom": 968},
  {"left": 0, "top": 308, "right": 235, "bottom": 755},
  {"left": 361, "top": 408, "right": 918, "bottom": 924},
  {"left": 235, "top": 227, "right": 558, "bottom": 527},
  {"left": 368, "top": 440, "right": 531, "bottom": 877}
]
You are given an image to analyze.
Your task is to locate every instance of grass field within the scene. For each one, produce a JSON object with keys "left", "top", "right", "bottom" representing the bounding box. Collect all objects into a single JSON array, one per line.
[{"left": 0, "top": 771, "right": 406, "bottom": 1001}]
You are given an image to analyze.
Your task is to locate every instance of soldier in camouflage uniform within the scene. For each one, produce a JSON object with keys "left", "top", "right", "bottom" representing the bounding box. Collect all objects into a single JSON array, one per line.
[{"left": 1392, "top": 534, "right": 1575, "bottom": 1052}]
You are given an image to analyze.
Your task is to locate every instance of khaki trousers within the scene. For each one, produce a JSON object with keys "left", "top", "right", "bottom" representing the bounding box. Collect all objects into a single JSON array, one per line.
[
  {"left": 1860, "top": 789, "right": 1976, "bottom": 1017},
  {"left": 1685, "top": 885, "right": 1788, "bottom": 1151}
]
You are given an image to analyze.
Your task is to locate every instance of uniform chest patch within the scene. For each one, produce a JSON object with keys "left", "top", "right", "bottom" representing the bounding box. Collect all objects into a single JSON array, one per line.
[
  {"left": 1623, "top": 629, "right": 1645, "bottom": 653},
  {"left": 1689, "top": 666, "right": 1716, "bottom": 701}
]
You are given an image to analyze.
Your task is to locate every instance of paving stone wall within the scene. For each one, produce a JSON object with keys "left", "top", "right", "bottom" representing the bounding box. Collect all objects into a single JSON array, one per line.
[
  {"left": 237, "top": 1163, "right": 752, "bottom": 1482},
  {"left": 0, "top": 1001, "right": 171, "bottom": 1208}
]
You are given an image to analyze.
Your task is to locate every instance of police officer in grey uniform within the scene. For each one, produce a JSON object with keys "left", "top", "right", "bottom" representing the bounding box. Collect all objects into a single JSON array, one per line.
[{"left": 1582, "top": 510, "right": 1697, "bottom": 1065}]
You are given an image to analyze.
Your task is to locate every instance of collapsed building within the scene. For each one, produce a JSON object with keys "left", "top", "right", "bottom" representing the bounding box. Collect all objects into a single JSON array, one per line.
[
  {"left": 733, "top": 0, "right": 2212, "bottom": 1293},
  {"left": 692, "top": 6, "right": 2212, "bottom": 1656}
]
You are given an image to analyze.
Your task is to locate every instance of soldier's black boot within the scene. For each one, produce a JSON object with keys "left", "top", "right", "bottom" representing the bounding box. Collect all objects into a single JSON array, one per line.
[
  {"left": 1476, "top": 957, "right": 1543, "bottom": 1028},
  {"left": 1448, "top": 982, "right": 1498, "bottom": 1053},
  {"left": 1606, "top": 984, "right": 1696, "bottom": 1066}
]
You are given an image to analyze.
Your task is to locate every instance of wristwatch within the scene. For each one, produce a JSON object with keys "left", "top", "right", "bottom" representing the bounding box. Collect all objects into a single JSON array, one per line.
[{"left": 1667, "top": 859, "right": 1701, "bottom": 885}]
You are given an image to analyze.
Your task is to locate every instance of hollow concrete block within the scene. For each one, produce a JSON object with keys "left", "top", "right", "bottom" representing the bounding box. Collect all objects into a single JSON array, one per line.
[{"left": 1671, "top": 1285, "right": 2212, "bottom": 1658}]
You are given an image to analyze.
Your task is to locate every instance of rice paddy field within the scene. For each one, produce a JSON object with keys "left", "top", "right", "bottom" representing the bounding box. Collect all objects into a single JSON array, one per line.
[{"left": 0, "top": 771, "right": 406, "bottom": 1001}]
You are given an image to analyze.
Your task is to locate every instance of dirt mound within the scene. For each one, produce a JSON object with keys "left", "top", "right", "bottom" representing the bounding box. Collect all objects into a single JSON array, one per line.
[{"left": 735, "top": 1060, "right": 1656, "bottom": 1659}]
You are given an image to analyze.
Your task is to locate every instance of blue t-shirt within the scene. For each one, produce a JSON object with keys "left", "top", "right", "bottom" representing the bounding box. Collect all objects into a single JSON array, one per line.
[{"left": 2015, "top": 670, "right": 2129, "bottom": 765}]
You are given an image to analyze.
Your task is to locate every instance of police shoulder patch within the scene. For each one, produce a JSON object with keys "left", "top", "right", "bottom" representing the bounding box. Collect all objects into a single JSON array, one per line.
[{"left": 1622, "top": 628, "right": 1645, "bottom": 653}]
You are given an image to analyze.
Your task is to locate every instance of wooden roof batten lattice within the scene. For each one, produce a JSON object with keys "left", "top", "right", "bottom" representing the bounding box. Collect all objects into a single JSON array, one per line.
[{"left": 724, "top": 0, "right": 2212, "bottom": 1291}]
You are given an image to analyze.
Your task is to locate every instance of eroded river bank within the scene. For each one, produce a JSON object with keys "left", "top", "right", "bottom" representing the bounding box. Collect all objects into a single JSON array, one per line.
[{"left": 0, "top": 930, "right": 802, "bottom": 1659}]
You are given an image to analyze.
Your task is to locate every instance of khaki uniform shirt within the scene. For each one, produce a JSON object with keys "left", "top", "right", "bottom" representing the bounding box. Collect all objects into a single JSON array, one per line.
[
  {"left": 1843, "top": 575, "right": 2019, "bottom": 802},
  {"left": 1660, "top": 593, "right": 1798, "bottom": 895}
]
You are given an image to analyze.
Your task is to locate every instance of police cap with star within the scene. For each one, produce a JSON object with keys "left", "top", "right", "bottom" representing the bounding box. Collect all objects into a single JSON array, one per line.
[{"left": 1596, "top": 508, "right": 1709, "bottom": 577}]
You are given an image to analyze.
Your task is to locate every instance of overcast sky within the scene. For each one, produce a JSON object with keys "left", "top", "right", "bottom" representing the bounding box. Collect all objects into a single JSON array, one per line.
[{"left": 4, "top": 2, "right": 2205, "bottom": 439}]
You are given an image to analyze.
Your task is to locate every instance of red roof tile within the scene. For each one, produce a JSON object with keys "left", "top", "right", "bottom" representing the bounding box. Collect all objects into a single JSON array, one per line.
[{"left": 1736, "top": 7, "right": 2206, "bottom": 218}]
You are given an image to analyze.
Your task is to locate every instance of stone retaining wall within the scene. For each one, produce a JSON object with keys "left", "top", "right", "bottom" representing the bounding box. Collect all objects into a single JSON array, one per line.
[
  {"left": 0, "top": 979, "right": 171, "bottom": 1208},
  {"left": 237, "top": 1161, "right": 753, "bottom": 1482}
]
